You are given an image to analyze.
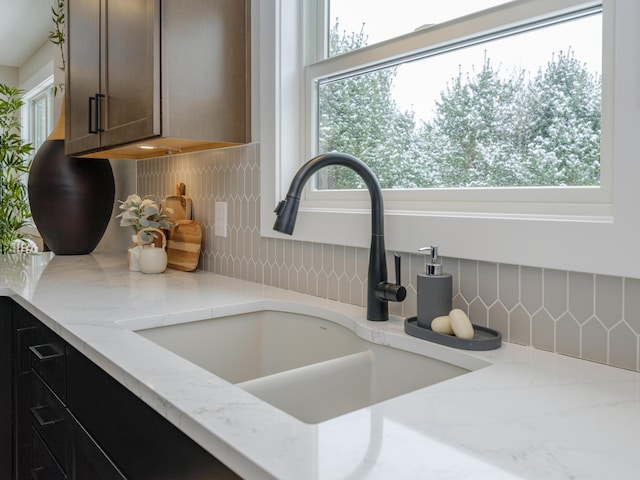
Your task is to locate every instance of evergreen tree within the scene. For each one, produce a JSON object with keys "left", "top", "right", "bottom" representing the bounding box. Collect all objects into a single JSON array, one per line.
[
  {"left": 523, "top": 50, "right": 601, "bottom": 186},
  {"left": 416, "top": 50, "right": 600, "bottom": 188},
  {"left": 423, "top": 56, "right": 531, "bottom": 187},
  {"left": 318, "top": 23, "right": 418, "bottom": 189}
]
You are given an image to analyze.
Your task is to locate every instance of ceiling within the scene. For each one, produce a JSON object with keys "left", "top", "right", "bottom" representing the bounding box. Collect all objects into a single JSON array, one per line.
[{"left": 0, "top": 0, "right": 53, "bottom": 68}]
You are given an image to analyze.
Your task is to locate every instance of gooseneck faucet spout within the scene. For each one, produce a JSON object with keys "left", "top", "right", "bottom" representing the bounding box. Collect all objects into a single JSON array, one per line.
[{"left": 273, "top": 153, "right": 406, "bottom": 321}]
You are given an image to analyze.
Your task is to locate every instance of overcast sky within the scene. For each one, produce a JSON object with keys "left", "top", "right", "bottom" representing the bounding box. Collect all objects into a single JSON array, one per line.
[{"left": 330, "top": 0, "right": 512, "bottom": 40}]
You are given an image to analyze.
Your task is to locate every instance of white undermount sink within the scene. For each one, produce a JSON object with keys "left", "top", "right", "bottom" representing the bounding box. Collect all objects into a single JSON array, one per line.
[{"left": 134, "top": 310, "right": 477, "bottom": 423}]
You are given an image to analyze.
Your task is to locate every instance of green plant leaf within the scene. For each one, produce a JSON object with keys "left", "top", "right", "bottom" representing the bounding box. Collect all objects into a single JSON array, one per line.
[{"left": 0, "top": 83, "right": 33, "bottom": 252}]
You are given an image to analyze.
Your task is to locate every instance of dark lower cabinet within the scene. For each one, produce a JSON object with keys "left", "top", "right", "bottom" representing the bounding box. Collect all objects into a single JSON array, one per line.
[
  {"left": 12, "top": 300, "right": 39, "bottom": 479},
  {"left": 70, "top": 419, "right": 125, "bottom": 480},
  {"left": 67, "top": 345, "right": 239, "bottom": 479},
  {"left": 30, "top": 426, "right": 66, "bottom": 480},
  {"left": 6, "top": 299, "right": 240, "bottom": 479},
  {"left": 1, "top": 297, "right": 13, "bottom": 479}
]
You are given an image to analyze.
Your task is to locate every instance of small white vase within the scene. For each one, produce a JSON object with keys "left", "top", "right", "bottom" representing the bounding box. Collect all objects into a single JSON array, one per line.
[
  {"left": 128, "top": 234, "right": 141, "bottom": 272},
  {"left": 128, "top": 246, "right": 142, "bottom": 272}
]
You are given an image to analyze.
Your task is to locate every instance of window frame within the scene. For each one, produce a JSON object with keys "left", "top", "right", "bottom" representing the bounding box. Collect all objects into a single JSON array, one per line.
[
  {"left": 256, "top": 0, "right": 640, "bottom": 279},
  {"left": 21, "top": 76, "right": 54, "bottom": 151},
  {"left": 306, "top": 2, "right": 608, "bottom": 214}
]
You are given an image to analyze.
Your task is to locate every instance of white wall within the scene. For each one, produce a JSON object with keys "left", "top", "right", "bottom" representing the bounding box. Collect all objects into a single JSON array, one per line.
[
  {"left": 0, "top": 66, "right": 18, "bottom": 86},
  {"left": 96, "top": 160, "right": 138, "bottom": 253},
  {"left": 18, "top": 42, "right": 55, "bottom": 92},
  {"left": 0, "top": 41, "right": 54, "bottom": 92}
]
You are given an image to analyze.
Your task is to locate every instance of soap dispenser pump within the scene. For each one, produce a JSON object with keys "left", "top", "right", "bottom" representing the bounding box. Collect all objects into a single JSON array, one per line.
[{"left": 416, "top": 245, "right": 452, "bottom": 329}]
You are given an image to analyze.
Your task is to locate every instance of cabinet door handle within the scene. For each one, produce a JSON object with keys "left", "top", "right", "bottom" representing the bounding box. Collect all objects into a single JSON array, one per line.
[
  {"left": 17, "top": 325, "right": 38, "bottom": 333},
  {"left": 88, "top": 93, "right": 105, "bottom": 133},
  {"left": 30, "top": 466, "right": 48, "bottom": 479},
  {"left": 30, "top": 405, "right": 63, "bottom": 427},
  {"left": 29, "top": 344, "right": 63, "bottom": 362},
  {"left": 89, "top": 95, "right": 97, "bottom": 133},
  {"left": 96, "top": 93, "right": 105, "bottom": 132}
]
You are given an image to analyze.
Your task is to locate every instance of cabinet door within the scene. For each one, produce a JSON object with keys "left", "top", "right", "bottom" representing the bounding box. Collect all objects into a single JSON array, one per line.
[
  {"left": 67, "top": 345, "right": 240, "bottom": 479},
  {"left": 66, "top": 0, "right": 159, "bottom": 155},
  {"left": 30, "top": 427, "right": 66, "bottom": 480},
  {"left": 66, "top": 0, "right": 102, "bottom": 154},
  {"left": 102, "top": 0, "right": 160, "bottom": 147},
  {"left": 160, "top": 0, "right": 249, "bottom": 142},
  {"left": 0, "top": 298, "right": 12, "bottom": 479},
  {"left": 12, "top": 303, "right": 39, "bottom": 480},
  {"left": 30, "top": 373, "right": 70, "bottom": 473}
]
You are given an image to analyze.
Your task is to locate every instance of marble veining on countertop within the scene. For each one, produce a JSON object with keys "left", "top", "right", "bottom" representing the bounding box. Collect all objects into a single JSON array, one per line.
[{"left": 2, "top": 251, "right": 639, "bottom": 479}]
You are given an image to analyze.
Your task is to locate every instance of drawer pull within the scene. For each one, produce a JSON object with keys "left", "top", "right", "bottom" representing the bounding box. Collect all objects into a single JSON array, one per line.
[
  {"left": 30, "top": 466, "right": 47, "bottom": 479},
  {"left": 17, "top": 325, "right": 38, "bottom": 333},
  {"left": 30, "top": 405, "right": 63, "bottom": 427},
  {"left": 30, "top": 466, "right": 62, "bottom": 480},
  {"left": 29, "top": 344, "right": 63, "bottom": 361}
]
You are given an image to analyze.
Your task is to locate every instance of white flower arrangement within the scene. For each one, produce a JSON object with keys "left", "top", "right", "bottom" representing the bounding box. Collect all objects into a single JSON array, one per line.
[{"left": 116, "top": 194, "right": 174, "bottom": 242}]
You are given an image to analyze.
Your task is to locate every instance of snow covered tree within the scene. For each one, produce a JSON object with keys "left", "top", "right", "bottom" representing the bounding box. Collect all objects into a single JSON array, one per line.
[
  {"left": 421, "top": 56, "right": 529, "bottom": 187},
  {"left": 522, "top": 49, "right": 601, "bottom": 186},
  {"left": 415, "top": 50, "right": 600, "bottom": 188},
  {"left": 318, "top": 24, "right": 601, "bottom": 190},
  {"left": 318, "top": 23, "right": 418, "bottom": 189}
]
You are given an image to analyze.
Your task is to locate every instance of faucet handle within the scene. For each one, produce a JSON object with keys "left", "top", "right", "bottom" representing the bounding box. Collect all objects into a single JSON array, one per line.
[
  {"left": 375, "top": 253, "right": 407, "bottom": 303},
  {"left": 274, "top": 199, "right": 287, "bottom": 215}
]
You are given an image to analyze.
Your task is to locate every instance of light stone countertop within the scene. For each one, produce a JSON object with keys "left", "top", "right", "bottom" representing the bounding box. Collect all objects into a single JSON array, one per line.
[{"left": 2, "top": 251, "right": 639, "bottom": 479}]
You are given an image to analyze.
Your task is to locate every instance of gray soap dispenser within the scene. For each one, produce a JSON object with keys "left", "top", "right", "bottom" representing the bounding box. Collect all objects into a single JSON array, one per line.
[{"left": 417, "top": 245, "right": 452, "bottom": 329}]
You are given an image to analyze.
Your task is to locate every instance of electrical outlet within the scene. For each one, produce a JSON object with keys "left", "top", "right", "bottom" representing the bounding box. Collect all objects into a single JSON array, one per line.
[{"left": 215, "top": 202, "right": 227, "bottom": 238}]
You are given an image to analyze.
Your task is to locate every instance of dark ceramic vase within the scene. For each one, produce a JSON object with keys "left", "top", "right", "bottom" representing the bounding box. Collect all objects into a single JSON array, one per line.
[{"left": 28, "top": 139, "right": 115, "bottom": 255}]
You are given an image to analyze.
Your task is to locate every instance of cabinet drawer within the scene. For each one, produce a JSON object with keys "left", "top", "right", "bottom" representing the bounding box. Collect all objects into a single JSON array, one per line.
[
  {"left": 30, "top": 327, "right": 66, "bottom": 401},
  {"left": 30, "top": 427, "right": 67, "bottom": 480},
  {"left": 31, "top": 373, "right": 70, "bottom": 474},
  {"left": 17, "top": 326, "right": 37, "bottom": 375},
  {"left": 67, "top": 344, "right": 240, "bottom": 479},
  {"left": 0, "top": 298, "right": 12, "bottom": 480},
  {"left": 70, "top": 418, "right": 126, "bottom": 480},
  {"left": 15, "top": 304, "right": 38, "bottom": 375}
]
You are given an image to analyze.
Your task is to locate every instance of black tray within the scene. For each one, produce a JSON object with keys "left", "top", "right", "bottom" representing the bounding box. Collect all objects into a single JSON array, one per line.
[{"left": 404, "top": 316, "right": 502, "bottom": 351}]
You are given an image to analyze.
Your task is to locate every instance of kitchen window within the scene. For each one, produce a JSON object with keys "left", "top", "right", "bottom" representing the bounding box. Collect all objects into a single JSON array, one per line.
[
  {"left": 256, "top": 0, "right": 640, "bottom": 278},
  {"left": 306, "top": 0, "right": 606, "bottom": 215},
  {"left": 21, "top": 77, "right": 54, "bottom": 151}
]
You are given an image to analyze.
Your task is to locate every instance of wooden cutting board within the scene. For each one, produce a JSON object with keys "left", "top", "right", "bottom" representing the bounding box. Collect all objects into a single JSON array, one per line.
[
  {"left": 166, "top": 220, "right": 202, "bottom": 271},
  {"left": 165, "top": 182, "right": 192, "bottom": 221}
]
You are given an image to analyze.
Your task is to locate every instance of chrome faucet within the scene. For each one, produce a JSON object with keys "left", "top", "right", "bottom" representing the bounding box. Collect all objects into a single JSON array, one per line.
[{"left": 273, "top": 153, "right": 406, "bottom": 321}]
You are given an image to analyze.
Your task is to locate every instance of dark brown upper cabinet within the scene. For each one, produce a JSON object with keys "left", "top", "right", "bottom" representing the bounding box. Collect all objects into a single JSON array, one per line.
[{"left": 65, "top": 0, "right": 250, "bottom": 160}]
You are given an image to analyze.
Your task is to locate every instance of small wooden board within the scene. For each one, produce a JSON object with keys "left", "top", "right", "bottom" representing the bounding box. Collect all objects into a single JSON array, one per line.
[
  {"left": 165, "top": 182, "right": 192, "bottom": 221},
  {"left": 166, "top": 220, "right": 202, "bottom": 271}
]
